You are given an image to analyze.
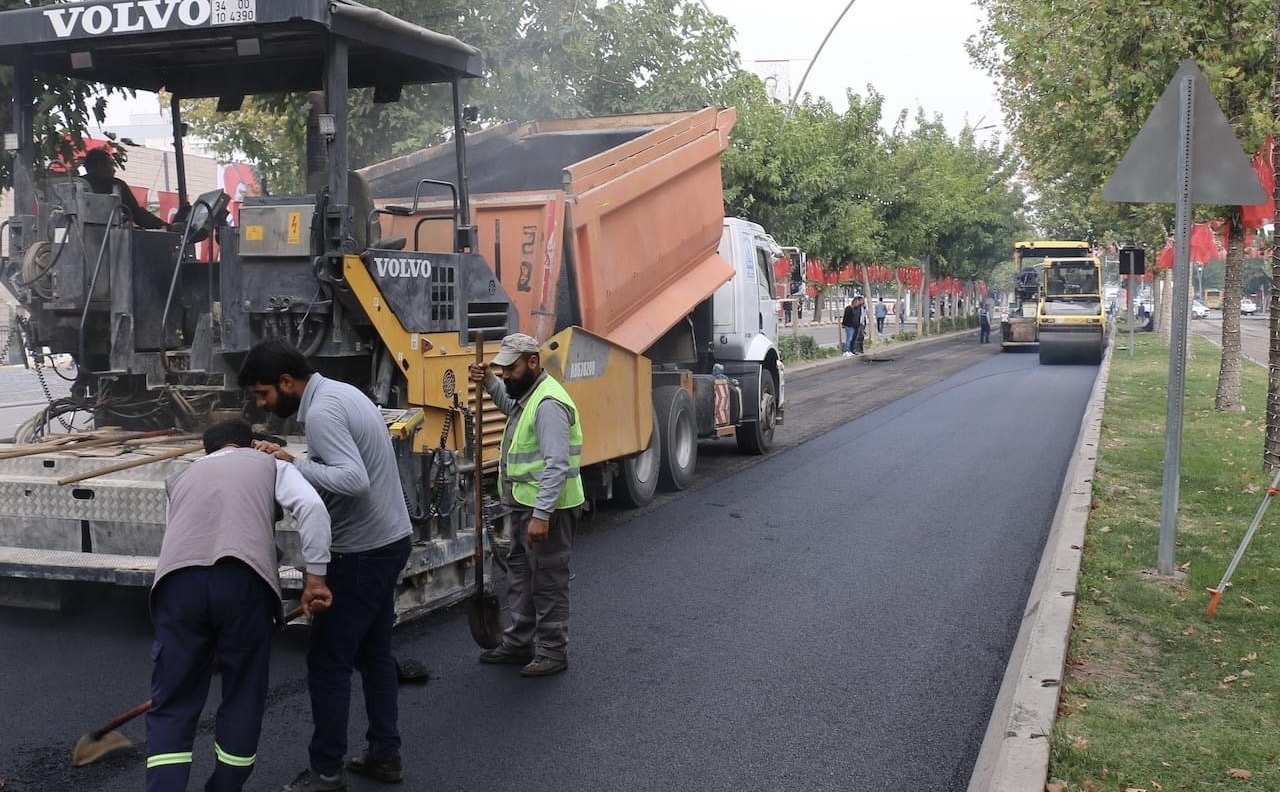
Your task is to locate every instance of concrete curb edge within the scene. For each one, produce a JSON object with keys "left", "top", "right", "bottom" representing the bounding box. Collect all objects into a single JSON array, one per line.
[
  {"left": 783, "top": 330, "right": 972, "bottom": 383},
  {"left": 967, "top": 341, "right": 1113, "bottom": 791}
]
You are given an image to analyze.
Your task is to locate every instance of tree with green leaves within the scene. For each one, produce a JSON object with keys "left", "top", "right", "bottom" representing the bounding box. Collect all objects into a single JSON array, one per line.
[
  {"left": 182, "top": 0, "right": 740, "bottom": 194},
  {"left": 721, "top": 70, "right": 1026, "bottom": 327},
  {"left": 0, "top": 0, "right": 139, "bottom": 187}
]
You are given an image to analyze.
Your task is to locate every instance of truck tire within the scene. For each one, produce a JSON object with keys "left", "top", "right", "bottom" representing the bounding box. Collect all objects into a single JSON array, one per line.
[
  {"left": 653, "top": 385, "right": 696, "bottom": 492},
  {"left": 736, "top": 370, "right": 777, "bottom": 455},
  {"left": 614, "top": 418, "right": 660, "bottom": 508}
]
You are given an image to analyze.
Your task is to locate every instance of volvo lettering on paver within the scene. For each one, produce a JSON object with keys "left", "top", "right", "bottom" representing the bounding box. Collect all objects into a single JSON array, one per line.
[
  {"left": 567, "top": 360, "right": 597, "bottom": 380},
  {"left": 44, "top": 0, "right": 254, "bottom": 38},
  {"left": 374, "top": 257, "right": 433, "bottom": 279}
]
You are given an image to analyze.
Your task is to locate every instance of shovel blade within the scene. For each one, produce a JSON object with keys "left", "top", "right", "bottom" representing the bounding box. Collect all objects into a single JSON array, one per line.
[
  {"left": 468, "top": 593, "right": 503, "bottom": 649},
  {"left": 72, "top": 729, "right": 133, "bottom": 767}
]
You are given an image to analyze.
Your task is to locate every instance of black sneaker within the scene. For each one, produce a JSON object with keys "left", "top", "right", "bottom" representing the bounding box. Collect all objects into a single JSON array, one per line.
[
  {"left": 273, "top": 769, "right": 347, "bottom": 792},
  {"left": 479, "top": 644, "right": 534, "bottom": 665},
  {"left": 346, "top": 751, "right": 403, "bottom": 784},
  {"left": 521, "top": 655, "right": 568, "bottom": 677}
]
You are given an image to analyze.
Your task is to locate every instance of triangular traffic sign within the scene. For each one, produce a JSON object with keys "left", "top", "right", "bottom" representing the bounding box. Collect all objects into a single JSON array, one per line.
[{"left": 1103, "top": 60, "right": 1265, "bottom": 205}]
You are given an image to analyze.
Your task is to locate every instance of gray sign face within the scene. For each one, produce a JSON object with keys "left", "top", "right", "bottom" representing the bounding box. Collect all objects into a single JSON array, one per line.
[{"left": 1104, "top": 59, "right": 1266, "bottom": 206}]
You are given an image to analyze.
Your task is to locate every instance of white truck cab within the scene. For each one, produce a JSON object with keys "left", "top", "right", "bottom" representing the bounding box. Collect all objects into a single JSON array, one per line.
[
  {"left": 714, "top": 217, "right": 782, "bottom": 361},
  {"left": 710, "top": 216, "right": 786, "bottom": 433}
]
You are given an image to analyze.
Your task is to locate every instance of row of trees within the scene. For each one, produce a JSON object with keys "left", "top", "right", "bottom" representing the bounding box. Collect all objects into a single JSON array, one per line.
[
  {"left": 0, "top": 0, "right": 1030, "bottom": 313},
  {"left": 720, "top": 75, "right": 1027, "bottom": 317}
]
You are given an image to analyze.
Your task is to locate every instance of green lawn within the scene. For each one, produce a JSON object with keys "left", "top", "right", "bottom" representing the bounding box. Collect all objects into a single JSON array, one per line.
[{"left": 1050, "top": 332, "right": 1280, "bottom": 791}]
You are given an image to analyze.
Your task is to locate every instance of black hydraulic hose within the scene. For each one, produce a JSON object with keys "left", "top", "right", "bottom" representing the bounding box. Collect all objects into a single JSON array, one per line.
[
  {"left": 77, "top": 205, "right": 123, "bottom": 370},
  {"left": 159, "top": 198, "right": 209, "bottom": 374}
]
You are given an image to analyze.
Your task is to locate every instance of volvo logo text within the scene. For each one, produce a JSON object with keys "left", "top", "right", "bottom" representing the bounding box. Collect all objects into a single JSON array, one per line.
[
  {"left": 44, "top": 0, "right": 232, "bottom": 38},
  {"left": 374, "top": 257, "right": 433, "bottom": 279}
]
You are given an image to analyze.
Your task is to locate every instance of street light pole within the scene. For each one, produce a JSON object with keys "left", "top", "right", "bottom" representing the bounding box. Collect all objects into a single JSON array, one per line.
[{"left": 788, "top": 0, "right": 858, "bottom": 117}]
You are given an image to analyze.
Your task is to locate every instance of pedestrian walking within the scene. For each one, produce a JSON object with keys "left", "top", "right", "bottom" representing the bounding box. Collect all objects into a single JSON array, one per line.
[
  {"left": 896, "top": 298, "right": 906, "bottom": 331},
  {"left": 240, "top": 340, "right": 413, "bottom": 792},
  {"left": 146, "top": 419, "right": 332, "bottom": 792},
  {"left": 841, "top": 298, "right": 859, "bottom": 357},
  {"left": 979, "top": 303, "right": 992, "bottom": 343},
  {"left": 874, "top": 297, "right": 888, "bottom": 338},
  {"left": 468, "top": 332, "right": 584, "bottom": 678}
]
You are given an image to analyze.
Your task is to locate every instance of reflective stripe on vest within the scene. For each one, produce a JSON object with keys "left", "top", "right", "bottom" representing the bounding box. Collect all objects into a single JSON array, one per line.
[
  {"left": 502, "top": 376, "right": 585, "bottom": 510},
  {"left": 215, "top": 742, "right": 256, "bottom": 768},
  {"left": 147, "top": 751, "right": 193, "bottom": 769}
]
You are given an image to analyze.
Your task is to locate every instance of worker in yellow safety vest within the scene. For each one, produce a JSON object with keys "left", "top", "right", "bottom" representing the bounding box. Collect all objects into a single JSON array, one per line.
[{"left": 469, "top": 332, "right": 584, "bottom": 677}]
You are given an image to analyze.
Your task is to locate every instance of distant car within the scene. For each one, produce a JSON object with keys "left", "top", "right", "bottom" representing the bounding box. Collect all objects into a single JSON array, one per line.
[
  {"left": 1241, "top": 297, "right": 1258, "bottom": 316},
  {"left": 1191, "top": 300, "right": 1209, "bottom": 319}
]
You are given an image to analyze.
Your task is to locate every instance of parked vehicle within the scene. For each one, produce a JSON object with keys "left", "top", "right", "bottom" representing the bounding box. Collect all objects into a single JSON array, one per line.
[
  {"left": 363, "top": 109, "right": 787, "bottom": 506},
  {"left": 1191, "top": 300, "right": 1209, "bottom": 319}
]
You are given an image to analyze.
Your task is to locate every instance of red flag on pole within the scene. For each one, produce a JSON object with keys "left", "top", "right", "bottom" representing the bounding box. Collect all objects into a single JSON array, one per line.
[{"left": 1242, "top": 136, "right": 1274, "bottom": 230}]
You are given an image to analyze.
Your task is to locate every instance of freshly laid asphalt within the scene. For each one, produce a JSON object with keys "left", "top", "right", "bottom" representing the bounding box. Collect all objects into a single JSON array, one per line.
[{"left": 0, "top": 334, "right": 1099, "bottom": 792}]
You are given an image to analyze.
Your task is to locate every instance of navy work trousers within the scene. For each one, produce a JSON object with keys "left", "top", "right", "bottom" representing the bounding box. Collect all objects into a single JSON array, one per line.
[
  {"left": 307, "top": 536, "right": 411, "bottom": 776},
  {"left": 146, "top": 561, "right": 276, "bottom": 792}
]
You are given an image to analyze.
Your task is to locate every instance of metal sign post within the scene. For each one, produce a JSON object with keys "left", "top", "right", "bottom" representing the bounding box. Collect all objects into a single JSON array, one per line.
[
  {"left": 1103, "top": 60, "right": 1266, "bottom": 578},
  {"left": 1127, "top": 276, "right": 1135, "bottom": 356},
  {"left": 1159, "top": 75, "right": 1196, "bottom": 576}
]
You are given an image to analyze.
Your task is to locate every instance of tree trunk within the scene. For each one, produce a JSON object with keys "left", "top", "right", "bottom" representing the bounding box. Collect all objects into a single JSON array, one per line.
[
  {"left": 1158, "top": 268, "right": 1173, "bottom": 345},
  {"left": 1217, "top": 5, "right": 1247, "bottom": 412},
  {"left": 1217, "top": 206, "right": 1246, "bottom": 411},
  {"left": 1265, "top": 8, "right": 1280, "bottom": 473},
  {"left": 919, "top": 253, "right": 930, "bottom": 336}
]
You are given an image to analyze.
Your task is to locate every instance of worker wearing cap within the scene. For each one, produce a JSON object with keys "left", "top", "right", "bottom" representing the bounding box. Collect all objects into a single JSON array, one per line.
[
  {"left": 146, "top": 419, "right": 332, "bottom": 792},
  {"left": 468, "top": 332, "right": 584, "bottom": 677}
]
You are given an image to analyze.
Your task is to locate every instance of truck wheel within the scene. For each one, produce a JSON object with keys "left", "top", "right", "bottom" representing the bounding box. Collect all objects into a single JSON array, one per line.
[
  {"left": 736, "top": 371, "right": 777, "bottom": 455},
  {"left": 614, "top": 418, "right": 659, "bottom": 508},
  {"left": 653, "top": 385, "right": 696, "bottom": 491}
]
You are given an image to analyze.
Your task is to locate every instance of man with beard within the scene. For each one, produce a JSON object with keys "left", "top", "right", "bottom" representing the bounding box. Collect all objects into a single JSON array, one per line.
[
  {"left": 468, "top": 332, "right": 584, "bottom": 677},
  {"left": 238, "top": 340, "right": 411, "bottom": 792}
]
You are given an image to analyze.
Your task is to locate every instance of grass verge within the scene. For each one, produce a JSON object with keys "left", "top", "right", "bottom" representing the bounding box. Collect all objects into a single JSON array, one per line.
[{"left": 1049, "top": 331, "right": 1280, "bottom": 791}]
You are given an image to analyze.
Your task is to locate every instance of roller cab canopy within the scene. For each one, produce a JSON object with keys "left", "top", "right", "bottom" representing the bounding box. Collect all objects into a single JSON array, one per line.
[{"left": 0, "top": 0, "right": 483, "bottom": 96}]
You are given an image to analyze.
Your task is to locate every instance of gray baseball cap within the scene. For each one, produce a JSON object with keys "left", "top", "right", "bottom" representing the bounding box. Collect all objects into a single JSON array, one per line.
[{"left": 491, "top": 333, "right": 541, "bottom": 366}]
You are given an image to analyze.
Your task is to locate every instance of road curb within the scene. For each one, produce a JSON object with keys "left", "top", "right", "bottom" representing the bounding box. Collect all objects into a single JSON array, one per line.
[
  {"left": 967, "top": 342, "right": 1112, "bottom": 791},
  {"left": 784, "top": 329, "right": 975, "bottom": 382}
]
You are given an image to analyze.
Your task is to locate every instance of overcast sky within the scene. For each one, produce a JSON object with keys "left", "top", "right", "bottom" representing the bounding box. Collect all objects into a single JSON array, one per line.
[
  {"left": 106, "top": 0, "right": 1005, "bottom": 142},
  {"left": 707, "top": 0, "right": 1004, "bottom": 139}
]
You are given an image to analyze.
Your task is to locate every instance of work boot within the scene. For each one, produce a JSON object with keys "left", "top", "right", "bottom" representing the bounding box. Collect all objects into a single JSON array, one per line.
[
  {"left": 479, "top": 643, "right": 534, "bottom": 665},
  {"left": 274, "top": 768, "right": 347, "bottom": 792},
  {"left": 521, "top": 655, "right": 568, "bottom": 677},
  {"left": 346, "top": 751, "right": 404, "bottom": 783}
]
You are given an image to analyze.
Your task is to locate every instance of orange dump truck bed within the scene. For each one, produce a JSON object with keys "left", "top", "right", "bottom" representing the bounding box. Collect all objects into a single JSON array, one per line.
[{"left": 359, "top": 108, "right": 737, "bottom": 353}]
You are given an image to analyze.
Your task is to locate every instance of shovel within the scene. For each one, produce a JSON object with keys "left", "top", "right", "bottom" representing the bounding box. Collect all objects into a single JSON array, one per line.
[
  {"left": 467, "top": 333, "right": 503, "bottom": 649},
  {"left": 1207, "top": 467, "right": 1280, "bottom": 618},
  {"left": 72, "top": 605, "right": 310, "bottom": 767}
]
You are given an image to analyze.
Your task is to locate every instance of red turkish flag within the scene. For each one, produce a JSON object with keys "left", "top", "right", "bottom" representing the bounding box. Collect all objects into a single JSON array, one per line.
[{"left": 1242, "top": 136, "right": 1274, "bottom": 229}]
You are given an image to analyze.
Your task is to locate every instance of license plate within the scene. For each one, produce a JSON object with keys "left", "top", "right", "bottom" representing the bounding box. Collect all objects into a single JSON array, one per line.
[{"left": 212, "top": 0, "right": 256, "bottom": 26}]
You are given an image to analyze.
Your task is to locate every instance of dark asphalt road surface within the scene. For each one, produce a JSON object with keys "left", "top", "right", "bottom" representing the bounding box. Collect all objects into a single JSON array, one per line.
[{"left": 0, "top": 334, "right": 1098, "bottom": 792}]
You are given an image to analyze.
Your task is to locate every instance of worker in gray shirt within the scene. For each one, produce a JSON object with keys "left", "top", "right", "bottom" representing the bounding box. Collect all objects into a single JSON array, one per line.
[
  {"left": 239, "top": 340, "right": 411, "bottom": 792},
  {"left": 469, "top": 332, "right": 585, "bottom": 678},
  {"left": 147, "top": 418, "right": 331, "bottom": 792}
]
